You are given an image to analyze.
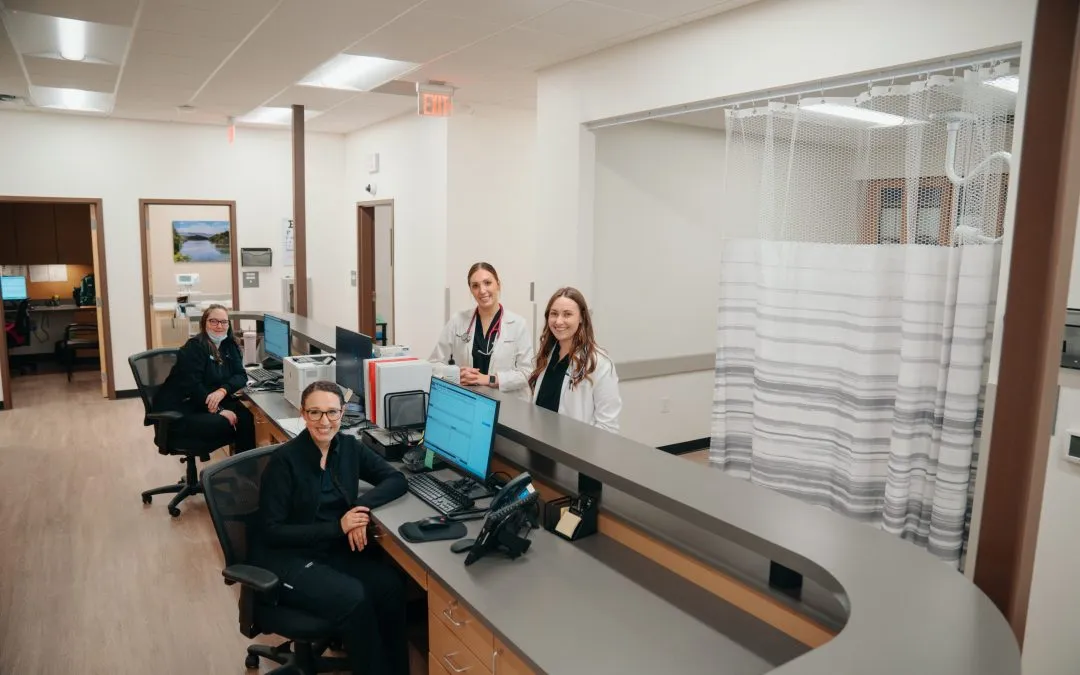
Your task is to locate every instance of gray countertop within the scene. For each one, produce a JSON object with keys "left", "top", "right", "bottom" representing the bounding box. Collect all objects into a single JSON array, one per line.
[{"left": 243, "top": 311, "right": 1021, "bottom": 674}]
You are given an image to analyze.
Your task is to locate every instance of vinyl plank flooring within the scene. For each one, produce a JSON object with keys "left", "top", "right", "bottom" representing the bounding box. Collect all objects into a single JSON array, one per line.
[{"left": 0, "top": 372, "right": 423, "bottom": 674}]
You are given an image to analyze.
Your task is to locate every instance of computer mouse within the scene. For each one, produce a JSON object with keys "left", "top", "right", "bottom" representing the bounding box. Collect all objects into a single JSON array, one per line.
[{"left": 417, "top": 516, "right": 450, "bottom": 531}]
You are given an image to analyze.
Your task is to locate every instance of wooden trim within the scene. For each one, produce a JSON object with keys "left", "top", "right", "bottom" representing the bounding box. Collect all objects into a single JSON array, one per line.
[
  {"left": 292, "top": 104, "right": 308, "bottom": 317},
  {"left": 974, "top": 0, "right": 1080, "bottom": 643},
  {"left": 138, "top": 199, "right": 239, "bottom": 350},
  {"left": 358, "top": 199, "right": 396, "bottom": 343},
  {"left": 0, "top": 195, "right": 117, "bottom": 406},
  {"left": 488, "top": 457, "right": 836, "bottom": 648},
  {"left": 357, "top": 206, "right": 376, "bottom": 336},
  {"left": 357, "top": 199, "right": 395, "bottom": 207},
  {"left": 0, "top": 270, "right": 10, "bottom": 409}
]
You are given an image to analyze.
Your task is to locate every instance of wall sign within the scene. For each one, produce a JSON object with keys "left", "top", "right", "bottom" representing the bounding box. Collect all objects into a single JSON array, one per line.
[{"left": 242, "top": 271, "right": 260, "bottom": 288}]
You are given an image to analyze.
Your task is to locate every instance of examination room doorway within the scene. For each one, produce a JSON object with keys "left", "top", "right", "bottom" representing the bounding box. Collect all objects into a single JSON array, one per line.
[
  {"left": 0, "top": 197, "right": 116, "bottom": 411},
  {"left": 357, "top": 201, "right": 395, "bottom": 345}
]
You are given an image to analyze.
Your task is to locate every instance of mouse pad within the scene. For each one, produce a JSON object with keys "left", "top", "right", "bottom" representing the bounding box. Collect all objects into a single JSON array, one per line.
[{"left": 399, "top": 521, "right": 467, "bottom": 543}]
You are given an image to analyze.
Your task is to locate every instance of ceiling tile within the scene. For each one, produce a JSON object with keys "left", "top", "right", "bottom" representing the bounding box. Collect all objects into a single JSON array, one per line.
[
  {"left": 416, "top": 0, "right": 569, "bottom": 25},
  {"left": 152, "top": 0, "right": 279, "bottom": 15},
  {"left": 138, "top": 1, "right": 274, "bottom": 41},
  {"left": 266, "top": 85, "right": 357, "bottom": 109},
  {"left": 305, "top": 90, "right": 416, "bottom": 133},
  {"left": 0, "top": 19, "right": 25, "bottom": 84},
  {"left": 345, "top": 8, "right": 505, "bottom": 63},
  {"left": 583, "top": 0, "right": 719, "bottom": 20},
  {"left": 3, "top": 0, "right": 140, "bottom": 26},
  {"left": 125, "top": 29, "right": 238, "bottom": 65},
  {"left": 447, "top": 27, "right": 585, "bottom": 70},
  {"left": 23, "top": 55, "right": 119, "bottom": 92},
  {"left": 115, "top": 82, "right": 198, "bottom": 105},
  {"left": 521, "top": 1, "right": 657, "bottom": 42}
]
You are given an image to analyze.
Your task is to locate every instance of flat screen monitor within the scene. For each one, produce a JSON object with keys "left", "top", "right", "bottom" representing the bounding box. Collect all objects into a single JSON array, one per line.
[
  {"left": 0, "top": 276, "right": 28, "bottom": 301},
  {"left": 263, "top": 314, "right": 290, "bottom": 362},
  {"left": 335, "top": 326, "right": 373, "bottom": 402},
  {"left": 424, "top": 377, "right": 500, "bottom": 482}
]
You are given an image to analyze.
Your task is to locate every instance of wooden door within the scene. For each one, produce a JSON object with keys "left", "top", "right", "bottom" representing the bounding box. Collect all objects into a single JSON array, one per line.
[
  {"left": 357, "top": 206, "right": 376, "bottom": 337},
  {"left": 0, "top": 203, "right": 16, "bottom": 264},
  {"left": 13, "top": 203, "right": 57, "bottom": 263},
  {"left": 54, "top": 203, "right": 93, "bottom": 265},
  {"left": 90, "top": 205, "right": 107, "bottom": 397}
]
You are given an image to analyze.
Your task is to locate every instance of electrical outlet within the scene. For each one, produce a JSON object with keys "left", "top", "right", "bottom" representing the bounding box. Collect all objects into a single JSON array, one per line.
[{"left": 660, "top": 397, "right": 671, "bottom": 414}]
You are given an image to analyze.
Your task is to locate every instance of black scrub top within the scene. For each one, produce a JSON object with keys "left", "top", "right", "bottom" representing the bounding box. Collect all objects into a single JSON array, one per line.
[
  {"left": 535, "top": 346, "right": 571, "bottom": 413},
  {"left": 471, "top": 307, "right": 503, "bottom": 375}
]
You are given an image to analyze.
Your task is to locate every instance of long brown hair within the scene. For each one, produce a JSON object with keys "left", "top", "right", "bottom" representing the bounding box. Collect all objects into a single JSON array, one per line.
[
  {"left": 199, "top": 304, "right": 231, "bottom": 364},
  {"left": 528, "top": 287, "right": 598, "bottom": 391}
]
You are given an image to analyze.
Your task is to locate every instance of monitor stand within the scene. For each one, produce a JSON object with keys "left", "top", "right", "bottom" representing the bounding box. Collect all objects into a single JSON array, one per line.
[
  {"left": 261, "top": 356, "right": 283, "bottom": 371},
  {"left": 449, "top": 475, "right": 493, "bottom": 500}
]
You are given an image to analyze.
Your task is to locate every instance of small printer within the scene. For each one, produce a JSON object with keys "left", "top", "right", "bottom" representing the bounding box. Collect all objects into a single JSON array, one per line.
[{"left": 283, "top": 354, "right": 336, "bottom": 409}]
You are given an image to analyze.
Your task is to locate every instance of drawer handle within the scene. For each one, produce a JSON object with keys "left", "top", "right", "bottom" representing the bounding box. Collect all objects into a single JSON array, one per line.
[
  {"left": 442, "top": 652, "right": 471, "bottom": 673},
  {"left": 442, "top": 602, "right": 466, "bottom": 627}
]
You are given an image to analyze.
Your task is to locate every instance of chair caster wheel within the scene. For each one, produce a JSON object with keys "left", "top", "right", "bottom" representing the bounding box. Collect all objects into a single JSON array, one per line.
[
  {"left": 141, "top": 494, "right": 152, "bottom": 505},
  {"left": 168, "top": 506, "right": 181, "bottom": 518},
  {"left": 245, "top": 654, "right": 260, "bottom": 669}
]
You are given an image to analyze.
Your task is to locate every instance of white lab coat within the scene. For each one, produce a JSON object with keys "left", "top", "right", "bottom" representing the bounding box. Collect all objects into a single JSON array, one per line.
[
  {"left": 531, "top": 348, "right": 621, "bottom": 434},
  {"left": 430, "top": 308, "right": 535, "bottom": 396}
]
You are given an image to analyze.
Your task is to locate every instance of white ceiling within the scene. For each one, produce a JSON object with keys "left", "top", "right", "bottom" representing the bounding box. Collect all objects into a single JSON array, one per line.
[{"left": 0, "top": 0, "right": 760, "bottom": 133}]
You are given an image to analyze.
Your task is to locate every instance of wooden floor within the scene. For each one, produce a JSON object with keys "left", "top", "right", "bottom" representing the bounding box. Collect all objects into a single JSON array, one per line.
[{"left": 0, "top": 372, "right": 706, "bottom": 673}]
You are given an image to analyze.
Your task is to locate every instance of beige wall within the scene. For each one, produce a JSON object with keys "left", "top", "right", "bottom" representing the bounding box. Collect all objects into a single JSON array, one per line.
[{"left": 148, "top": 203, "right": 233, "bottom": 301}]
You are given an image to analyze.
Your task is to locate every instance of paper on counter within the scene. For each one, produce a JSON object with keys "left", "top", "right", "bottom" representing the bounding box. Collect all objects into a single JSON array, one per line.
[{"left": 277, "top": 417, "right": 306, "bottom": 436}]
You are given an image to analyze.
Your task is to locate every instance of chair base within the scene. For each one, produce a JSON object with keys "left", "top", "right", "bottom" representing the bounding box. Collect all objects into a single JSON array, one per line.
[
  {"left": 141, "top": 455, "right": 204, "bottom": 518},
  {"left": 247, "top": 640, "right": 350, "bottom": 674}
]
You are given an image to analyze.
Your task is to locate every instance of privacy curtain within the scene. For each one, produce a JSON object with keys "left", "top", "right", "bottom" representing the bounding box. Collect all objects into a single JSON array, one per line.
[{"left": 709, "top": 68, "right": 1014, "bottom": 568}]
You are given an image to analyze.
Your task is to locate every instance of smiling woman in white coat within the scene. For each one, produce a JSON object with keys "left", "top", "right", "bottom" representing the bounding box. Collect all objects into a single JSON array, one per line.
[
  {"left": 528, "top": 287, "right": 621, "bottom": 433},
  {"left": 430, "top": 262, "right": 534, "bottom": 396}
]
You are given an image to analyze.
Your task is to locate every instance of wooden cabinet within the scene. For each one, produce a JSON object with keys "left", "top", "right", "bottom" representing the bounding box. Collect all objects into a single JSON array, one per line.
[
  {"left": 53, "top": 203, "right": 93, "bottom": 265},
  {"left": 492, "top": 640, "right": 534, "bottom": 675},
  {"left": 0, "top": 203, "right": 16, "bottom": 264},
  {"left": 13, "top": 203, "right": 58, "bottom": 263}
]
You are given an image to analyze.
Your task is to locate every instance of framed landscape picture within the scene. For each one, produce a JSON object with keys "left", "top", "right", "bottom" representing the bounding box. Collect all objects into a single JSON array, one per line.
[{"left": 172, "top": 220, "right": 230, "bottom": 262}]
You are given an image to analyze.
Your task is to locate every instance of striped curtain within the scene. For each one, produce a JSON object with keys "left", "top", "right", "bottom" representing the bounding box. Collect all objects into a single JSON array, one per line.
[{"left": 709, "top": 239, "right": 999, "bottom": 567}]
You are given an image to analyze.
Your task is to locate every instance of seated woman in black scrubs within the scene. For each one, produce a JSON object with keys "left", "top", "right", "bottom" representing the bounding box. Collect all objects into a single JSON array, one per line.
[
  {"left": 252, "top": 380, "right": 409, "bottom": 675},
  {"left": 153, "top": 304, "right": 256, "bottom": 451}
]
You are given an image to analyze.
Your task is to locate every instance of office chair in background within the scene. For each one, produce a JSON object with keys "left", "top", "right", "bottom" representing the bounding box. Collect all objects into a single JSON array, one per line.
[
  {"left": 4, "top": 300, "right": 36, "bottom": 375},
  {"left": 202, "top": 446, "right": 351, "bottom": 674},
  {"left": 129, "top": 348, "right": 227, "bottom": 517},
  {"left": 58, "top": 323, "right": 99, "bottom": 382}
]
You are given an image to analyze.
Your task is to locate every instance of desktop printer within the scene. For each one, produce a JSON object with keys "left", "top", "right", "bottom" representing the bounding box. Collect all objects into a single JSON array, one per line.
[{"left": 283, "top": 354, "right": 336, "bottom": 409}]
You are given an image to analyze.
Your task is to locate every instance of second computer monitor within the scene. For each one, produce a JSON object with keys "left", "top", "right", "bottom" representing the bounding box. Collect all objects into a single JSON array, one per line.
[
  {"left": 424, "top": 377, "right": 500, "bottom": 483},
  {"left": 0, "top": 275, "right": 28, "bottom": 301},
  {"left": 335, "top": 326, "right": 373, "bottom": 400},
  {"left": 263, "top": 314, "right": 290, "bottom": 361}
]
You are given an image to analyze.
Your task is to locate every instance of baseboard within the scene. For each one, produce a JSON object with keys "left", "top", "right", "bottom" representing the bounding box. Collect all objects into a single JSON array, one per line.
[
  {"left": 115, "top": 389, "right": 140, "bottom": 400},
  {"left": 657, "top": 438, "right": 710, "bottom": 455}
]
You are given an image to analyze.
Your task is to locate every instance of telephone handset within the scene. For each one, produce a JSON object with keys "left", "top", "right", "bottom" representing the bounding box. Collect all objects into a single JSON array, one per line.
[{"left": 462, "top": 472, "right": 538, "bottom": 566}]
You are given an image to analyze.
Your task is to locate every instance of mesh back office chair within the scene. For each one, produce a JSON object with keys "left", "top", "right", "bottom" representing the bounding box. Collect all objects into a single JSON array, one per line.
[
  {"left": 129, "top": 348, "right": 226, "bottom": 517},
  {"left": 202, "top": 446, "right": 350, "bottom": 674}
]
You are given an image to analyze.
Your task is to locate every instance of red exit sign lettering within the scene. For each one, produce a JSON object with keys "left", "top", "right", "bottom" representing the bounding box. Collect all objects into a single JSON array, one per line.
[{"left": 417, "top": 83, "right": 454, "bottom": 117}]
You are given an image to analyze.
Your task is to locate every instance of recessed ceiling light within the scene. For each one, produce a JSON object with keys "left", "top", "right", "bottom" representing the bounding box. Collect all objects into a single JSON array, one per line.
[
  {"left": 298, "top": 54, "right": 418, "bottom": 92},
  {"left": 29, "top": 85, "right": 113, "bottom": 113},
  {"left": 984, "top": 75, "right": 1020, "bottom": 94},
  {"left": 2, "top": 10, "right": 130, "bottom": 65},
  {"left": 798, "top": 98, "right": 924, "bottom": 128},
  {"left": 57, "top": 17, "right": 86, "bottom": 61},
  {"left": 237, "top": 107, "right": 322, "bottom": 125}
]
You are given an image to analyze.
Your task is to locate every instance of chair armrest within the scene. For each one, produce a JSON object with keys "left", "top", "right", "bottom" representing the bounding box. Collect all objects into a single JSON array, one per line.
[
  {"left": 146, "top": 411, "right": 184, "bottom": 423},
  {"left": 223, "top": 564, "right": 280, "bottom": 593}
]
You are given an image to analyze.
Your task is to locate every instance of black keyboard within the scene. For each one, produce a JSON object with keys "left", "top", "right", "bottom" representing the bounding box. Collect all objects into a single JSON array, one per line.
[
  {"left": 247, "top": 368, "right": 281, "bottom": 383},
  {"left": 407, "top": 473, "right": 474, "bottom": 515}
]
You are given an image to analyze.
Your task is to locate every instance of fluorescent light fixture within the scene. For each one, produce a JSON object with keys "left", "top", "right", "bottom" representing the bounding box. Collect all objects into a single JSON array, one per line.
[
  {"left": 29, "top": 85, "right": 113, "bottom": 113},
  {"left": 984, "top": 74, "right": 1019, "bottom": 93},
  {"left": 237, "top": 107, "right": 322, "bottom": 125},
  {"left": 57, "top": 16, "right": 87, "bottom": 61},
  {"left": 299, "top": 54, "right": 417, "bottom": 92},
  {"left": 798, "top": 98, "right": 924, "bottom": 128}
]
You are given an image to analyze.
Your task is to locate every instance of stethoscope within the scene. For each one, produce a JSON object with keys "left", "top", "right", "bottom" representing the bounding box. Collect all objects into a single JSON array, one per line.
[{"left": 454, "top": 305, "right": 504, "bottom": 356}]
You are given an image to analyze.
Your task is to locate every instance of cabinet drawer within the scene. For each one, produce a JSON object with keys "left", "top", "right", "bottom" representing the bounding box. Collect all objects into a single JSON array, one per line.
[
  {"left": 429, "top": 612, "right": 491, "bottom": 675},
  {"left": 428, "top": 577, "right": 493, "bottom": 665},
  {"left": 373, "top": 522, "right": 427, "bottom": 589},
  {"left": 492, "top": 639, "right": 534, "bottom": 675}
]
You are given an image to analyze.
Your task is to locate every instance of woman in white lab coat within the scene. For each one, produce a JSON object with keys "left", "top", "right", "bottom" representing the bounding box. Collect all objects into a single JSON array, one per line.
[
  {"left": 430, "top": 262, "right": 534, "bottom": 395},
  {"left": 528, "top": 287, "right": 621, "bottom": 433}
]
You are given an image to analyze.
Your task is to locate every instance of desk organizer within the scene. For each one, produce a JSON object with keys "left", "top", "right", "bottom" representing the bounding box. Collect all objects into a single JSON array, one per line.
[{"left": 541, "top": 493, "right": 599, "bottom": 542}]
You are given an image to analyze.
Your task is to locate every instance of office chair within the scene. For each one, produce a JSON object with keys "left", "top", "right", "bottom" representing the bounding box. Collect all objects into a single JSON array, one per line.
[
  {"left": 58, "top": 323, "right": 99, "bottom": 382},
  {"left": 202, "top": 446, "right": 351, "bottom": 674},
  {"left": 4, "top": 300, "right": 36, "bottom": 375},
  {"left": 129, "top": 348, "right": 224, "bottom": 518}
]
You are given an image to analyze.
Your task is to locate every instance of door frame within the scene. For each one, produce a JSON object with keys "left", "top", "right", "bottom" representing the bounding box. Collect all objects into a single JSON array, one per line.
[
  {"left": 357, "top": 199, "right": 394, "bottom": 342},
  {"left": 0, "top": 195, "right": 116, "bottom": 410},
  {"left": 138, "top": 199, "right": 239, "bottom": 351}
]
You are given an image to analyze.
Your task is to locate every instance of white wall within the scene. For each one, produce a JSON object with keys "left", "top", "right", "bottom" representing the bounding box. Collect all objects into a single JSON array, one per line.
[
  {"left": 329, "top": 113, "right": 448, "bottom": 357},
  {"left": 0, "top": 111, "right": 344, "bottom": 391},
  {"left": 446, "top": 106, "right": 537, "bottom": 329}
]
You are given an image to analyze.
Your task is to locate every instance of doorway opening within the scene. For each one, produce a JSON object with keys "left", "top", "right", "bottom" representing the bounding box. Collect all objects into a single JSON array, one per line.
[
  {"left": 357, "top": 201, "right": 394, "bottom": 345},
  {"left": 139, "top": 200, "right": 239, "bottom": 350},
  {"left": 0, "top": 197, "right": 116, "bottom": 410}
]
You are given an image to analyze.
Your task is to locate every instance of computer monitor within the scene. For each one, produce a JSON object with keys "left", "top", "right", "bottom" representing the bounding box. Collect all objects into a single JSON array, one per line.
[
  {"left": 263, "top": 314, "right": 290, "bottom": 363},
  {"left": 0, "top": 275, "right": 28, "bottom": 301},
  {"left": 424, "top": 377, "right": 500, "bottom": 483},
  {"left": 335, "top": 326, "right": 373, "bottom": 403}
]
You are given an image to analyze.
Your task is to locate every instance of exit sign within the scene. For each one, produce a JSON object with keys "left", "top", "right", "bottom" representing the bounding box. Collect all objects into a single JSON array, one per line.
[{"left": 417, "top": 82, "right": 454, "bottom": 117}]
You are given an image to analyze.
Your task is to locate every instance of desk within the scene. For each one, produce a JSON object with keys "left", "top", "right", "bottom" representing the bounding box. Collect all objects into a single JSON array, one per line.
[{"left": 8, "top": 304, "right": 97, "bottom": 356}]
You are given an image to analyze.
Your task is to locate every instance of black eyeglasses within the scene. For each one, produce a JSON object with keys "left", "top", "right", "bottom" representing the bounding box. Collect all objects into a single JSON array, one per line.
[
  {"left": 207, "top": 319, "right": 230, "bottom": 328},
  {"left": 303, "top": 409, "right": 342, "bottom": 422}
]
